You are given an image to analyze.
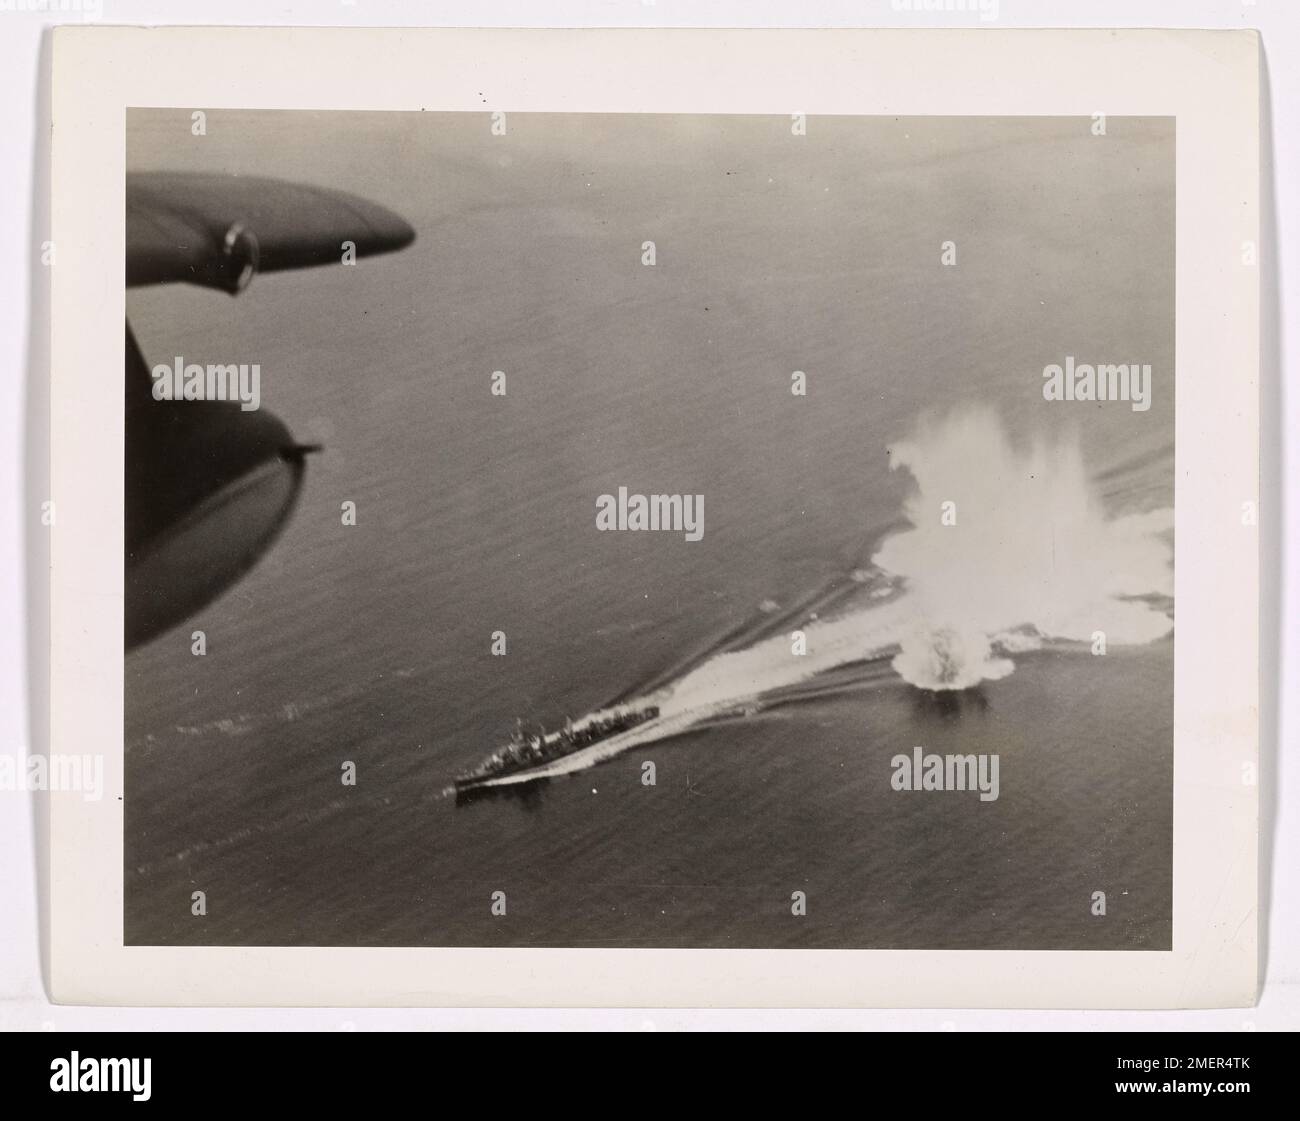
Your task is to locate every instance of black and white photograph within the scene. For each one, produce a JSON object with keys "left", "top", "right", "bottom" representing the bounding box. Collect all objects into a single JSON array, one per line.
[
  {"left": 123, "top": 108, "right": 1176, "bottom": 951},
  {"left": 7, "top": 10, "right": 1283, "bottom": 1056}
]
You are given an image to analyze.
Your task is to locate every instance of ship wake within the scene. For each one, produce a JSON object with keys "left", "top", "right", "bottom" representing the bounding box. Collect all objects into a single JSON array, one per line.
[{"left": 465, "top": 408, "right": 1174, "bottom": 789}]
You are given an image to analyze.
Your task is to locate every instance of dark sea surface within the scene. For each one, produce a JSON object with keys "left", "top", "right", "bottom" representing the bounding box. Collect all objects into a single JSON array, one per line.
[{"left": 124, "top": 112, "right": 1174, "bottom": 948}]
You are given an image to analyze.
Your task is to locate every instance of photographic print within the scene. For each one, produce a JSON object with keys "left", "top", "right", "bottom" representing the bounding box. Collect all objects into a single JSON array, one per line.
[{"left": 122, "top": 107, "right": 1176, "bottom": 951}]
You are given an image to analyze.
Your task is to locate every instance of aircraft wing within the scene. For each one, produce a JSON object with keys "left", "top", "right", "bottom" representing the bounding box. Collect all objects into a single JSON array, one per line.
[
  {"left": 126, "top": 171, "right": 416, "bottom": 293},
  {"left": 124, "top": 171, "right": 416, "bottom": 649}
]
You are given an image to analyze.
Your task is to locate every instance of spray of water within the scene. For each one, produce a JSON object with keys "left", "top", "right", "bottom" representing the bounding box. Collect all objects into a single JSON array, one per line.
[
  {"left": 872, "top": 409, "right": 1173, "bottom": 690},
  {"left": 460, "top": 409, "right": 1176, "bottom": 789}
]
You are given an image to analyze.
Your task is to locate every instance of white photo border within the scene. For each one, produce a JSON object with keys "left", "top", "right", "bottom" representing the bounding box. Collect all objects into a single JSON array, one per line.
[{"left": 48, "top": 26, "right": 1258, "bottom": 1007}]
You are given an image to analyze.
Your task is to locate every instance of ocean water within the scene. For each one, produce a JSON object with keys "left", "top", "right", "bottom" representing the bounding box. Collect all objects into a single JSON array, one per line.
[{"left": 124, "top": 112, "right": 1173, "bottom": 948}]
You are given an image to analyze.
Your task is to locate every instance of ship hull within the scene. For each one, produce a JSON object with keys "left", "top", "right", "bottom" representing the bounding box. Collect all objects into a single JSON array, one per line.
[{"left": 451, "top": 706, "right": 660, "bottom": 798}]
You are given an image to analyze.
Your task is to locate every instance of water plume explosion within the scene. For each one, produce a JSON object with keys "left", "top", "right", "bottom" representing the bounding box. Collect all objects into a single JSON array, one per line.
[
  {"left": 873, "top": 409, "right": 1173, "bottom": 690},
  {"left": 456, "top": 409, "right": 1176, "bottom": 788}
]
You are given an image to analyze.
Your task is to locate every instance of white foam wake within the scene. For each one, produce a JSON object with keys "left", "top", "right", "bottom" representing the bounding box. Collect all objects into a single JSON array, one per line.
[{"left": 475, "top": 409, "right": 1174, "bottom": 783}]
